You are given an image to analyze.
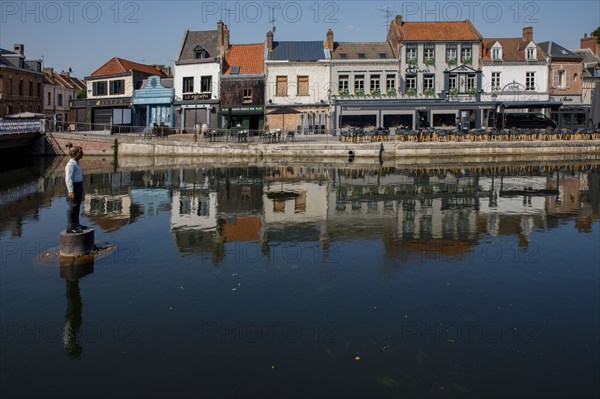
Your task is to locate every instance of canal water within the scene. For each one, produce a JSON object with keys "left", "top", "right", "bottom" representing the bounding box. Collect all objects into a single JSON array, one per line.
[{"left": 1, "top": 156, "right": 599, "bottom": 398}]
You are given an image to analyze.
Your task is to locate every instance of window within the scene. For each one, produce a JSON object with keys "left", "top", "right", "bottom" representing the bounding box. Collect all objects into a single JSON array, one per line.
[
  {"left": 406, "top": 45, "right": 417, "bottom": 62},
  {"left": 461, "top": 45, "right": 472, "bottom": 63},
  {"left": 491, "top": 72, "right": 501, "bottom": 91},
  {"left": 379, "top": 53, "right": 388, "bottom": 59},
  {"left": 19, "top": 79, "right": 23, "bottom": 95},
  {"left": 526, "top": 72, "right": 535, "bottom": 91},
  {"left": 553, "top": 69, "right": 569, "bottom": 88},
  {"left": 354, "top": 75, "right": 365, "bottom": 93},
  {"left": 92, "top": 81, "right": 107, "bottom": 96},
  {"left": 370, "top": 74, "right": 380, "bottom": 93},
  {"left": 357, "top": 53, "right": 366, "bottom": 59},
  {"left": 446, "top": 43, "right": 458, "bottom": 63},
  {"left": 37, "top": 82, "right": 41, "bottom": 97},
  {"left": 57, "top": 93, "right": 63, "bottom": 106},
  {"left": 526, "top": 47, "right": 535, "bottom": 60},
  {"left": 339, "top": 75, "right": 349, "bottom": 93},
  {"left": 339, "top": 53, "right": 347, "bottom": 59},
  {"left": 423, "top": 75, "right": 435, "bottom": 91},
  {"left": 243, "top": 89, "right": 252, "bottom": 103},
  {"left": 423, "top": 43, "right": 435, "bottom": 63},
  {"left": 182, "top": 77, "right": 194, "bottom": 93},
  {"left": 449, "top": 74, "right": 458, "bottom": 90},
  {"left": 8, "top": 78, "right": 12, "bottom": 95},
  {"left": 467, "top": 74, "right": 476, "bottom": 91},
  {"left": 386, "top": 74, "right": 396, "bottom": 91},
  {"left": 195, "top": 49, "right": 208, "bottom": 59},
  {"left": 405, "top": 75, "right": 417, "bottom": 90},
  {"left": 29, "top": 81, "right": 33, "bottom": 96},
  {"left": 492, "top": 48, "right": 502, "bottom": 60},
  {"left": 109, "top": 79, "right": 125, "bottom": 95},
  {"left": 47, "top": 92, "right": 52, "bottom": 106},
  {"left": 201, "top": 76, "right": 212, "bottom": 92},
  {"left": 276, "top": 76, "right": 288, "bottom": 96},
  {"left": 297, "top": 76, "right": 309, "bottom": 96}
]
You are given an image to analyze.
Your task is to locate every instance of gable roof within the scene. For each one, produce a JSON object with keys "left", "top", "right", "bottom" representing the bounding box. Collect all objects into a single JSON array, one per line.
[
  {"left": 176, "top": 29, "right": 219, "bottom": 63},
  {"left": 570, "top": 48, "right": 600, "bottom": 66},
  {"left": 389, "top": 19, "right": 482, "bottom": 42},
  {"left": 482, "top": 38, "right": 546, "bottom": 62},
  {"left": 90, "top": 57, "right": 167, "bottom": 77},
  {"left": 538, "top": 41, "right": 583, "bottom": 61},
  {"left": 331, "top": 42, "right": 395, "bottom": 60},
  {"left": 268, "top": 41, "right": 326, "bottom": 61},
  {"left": 223, "top": 43, "right": 264, "bottom": 75}
]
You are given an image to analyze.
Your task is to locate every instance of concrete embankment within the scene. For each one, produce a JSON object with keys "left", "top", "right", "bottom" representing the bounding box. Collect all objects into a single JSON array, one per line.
[{"left": 46, "top": 132, "right": 600, "bottom": 159}]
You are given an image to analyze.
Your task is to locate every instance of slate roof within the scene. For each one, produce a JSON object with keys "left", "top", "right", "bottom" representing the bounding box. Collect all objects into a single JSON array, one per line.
[
  {"left": 267, "top": 41, "right": 326, "bottom": 61},
  {"left": 223, "top": 43, "right": 264, "bottom": 75},
  {"left": 570, "top": 48, "right": 600, "bottom": 66},
  {"left": 331, "top": 42, "right": 395, "bottom": 60},
  {"left": 390, "top": 19, "right": 482, "bottom": 41},
  {"left": 482, "top": 38, "right": 546, "bottom": 62},
  {"left": 176, "top": 30, "right": 219, "bottom": 63},
  {"left": 0, "top": 47, "right": 42, "bottom": 73},
  {"left": 90, "top": 57, "right": 167, "bottom": 77},
  {"left": 538, "top": 41, "right": 583, "bottom": 60}
]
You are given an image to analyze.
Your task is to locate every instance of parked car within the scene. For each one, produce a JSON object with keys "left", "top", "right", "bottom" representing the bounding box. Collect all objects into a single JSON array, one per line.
[{"left": 501, "top": 113, "right": 557, "bottom": 129}]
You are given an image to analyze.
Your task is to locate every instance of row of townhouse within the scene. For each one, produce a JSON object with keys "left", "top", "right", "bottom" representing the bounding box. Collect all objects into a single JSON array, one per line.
[
  {"left": 69, "top": 16, "right": 600, "bottom": 132},
  {"left": 0, "top": 44, "right": 86, "bottom": 124}
]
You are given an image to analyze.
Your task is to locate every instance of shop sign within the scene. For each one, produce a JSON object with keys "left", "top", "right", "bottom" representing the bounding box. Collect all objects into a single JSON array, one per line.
[{"left": 183, "top": 93, "right": 212, "bottom": 101}]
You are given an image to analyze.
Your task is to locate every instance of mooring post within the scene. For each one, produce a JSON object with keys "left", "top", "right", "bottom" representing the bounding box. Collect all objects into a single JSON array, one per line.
[{"left": 59, "top": 229, "right": 95, "bottom": 258}]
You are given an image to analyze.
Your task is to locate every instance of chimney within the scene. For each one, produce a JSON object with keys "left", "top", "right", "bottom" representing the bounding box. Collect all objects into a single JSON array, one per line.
[
  {"left": 522, "top": 26, "right": 533, "bottom": 42},
  {"left": 217, "top": 20, "right": 224, "bottom": 48},
  {"left": 267, "top": 30, "right": 274, "bottom": 52},
  {"left": 43, "top": 67, "right": 54, "bottom": 76},
  {"left": 13, "top": 43, "right": 24, "bottom": 55},
  {"left": 395, "top": 15, "right": 403, "bottom": 26},
  {"left": 223, "top": 24, "right": 230, "bottom": 52},
  {"left": 326, "top": 28, "right": 334, "bottom": 50},
  {"left": 581, "top": 32, "right": 600, "bottom": 57}
]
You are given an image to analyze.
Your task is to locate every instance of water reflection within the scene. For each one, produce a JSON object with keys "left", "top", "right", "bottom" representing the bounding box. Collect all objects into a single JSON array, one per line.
[
  {"left": 1, "top": 158, "right": 599, "bottom": 262},
  {"left": 59, "top": 258, "right": 94, "bottom": 359}
]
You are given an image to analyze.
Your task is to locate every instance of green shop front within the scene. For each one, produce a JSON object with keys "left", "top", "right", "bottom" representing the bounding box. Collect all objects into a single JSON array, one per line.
[{"left": 219, "top": 105, "right": 264, "bottom": 130}]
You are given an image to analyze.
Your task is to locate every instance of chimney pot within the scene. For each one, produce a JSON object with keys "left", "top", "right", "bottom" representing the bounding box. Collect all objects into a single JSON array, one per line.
[
  {"left": 326, "top": 28, "right": 334, "bottom": 50},
  {"left": 395, "top": 15, "right": 402, "bottom": 25},
  {"left": 267, "top": 30, "right": 274, "bottom": 52}
]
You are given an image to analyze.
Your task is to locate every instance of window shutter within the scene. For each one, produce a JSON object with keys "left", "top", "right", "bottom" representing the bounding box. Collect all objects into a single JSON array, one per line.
[
  {"left": 565, "top": 70, "right": 570, "bottom": 89},
  {"left": 553, "top": 70, "right": 559, "bottom": 88}
]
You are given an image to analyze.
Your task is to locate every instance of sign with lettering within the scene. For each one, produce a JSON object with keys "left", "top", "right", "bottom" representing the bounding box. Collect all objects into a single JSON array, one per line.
[
  {"left": 183, "top": 93, "right": 212, "bottom": 101},
  {"left": 94, "top": 98, "right": 131, "bottom": 107},
  {"left": 405, "top": 67, "right": 431, "bottom": 74}
]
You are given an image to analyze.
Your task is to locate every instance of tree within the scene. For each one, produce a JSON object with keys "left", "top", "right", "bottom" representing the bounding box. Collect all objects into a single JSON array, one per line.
[{"left": 592, "top": 27, "right": 600, "bottom": 41}]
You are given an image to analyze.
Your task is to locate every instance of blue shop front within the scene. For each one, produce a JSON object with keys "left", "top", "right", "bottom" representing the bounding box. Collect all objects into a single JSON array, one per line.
[{"left": 133, "top": 76, "right": 174, "bottom": 127}]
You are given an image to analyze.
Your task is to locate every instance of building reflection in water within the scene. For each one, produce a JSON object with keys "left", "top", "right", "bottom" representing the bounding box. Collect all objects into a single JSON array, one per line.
[{"left": 1, "top": 160, "right": 598, "bottom": 265}]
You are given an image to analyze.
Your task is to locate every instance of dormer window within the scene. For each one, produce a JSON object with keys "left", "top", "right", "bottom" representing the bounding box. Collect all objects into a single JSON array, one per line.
[
  {"left": 492, "top": 45, "right": 502, "bottom": 61},
  {"left": 526, "top": 45, "right": 536, "bottom": 60},
  {"left": 194, "top": 46, "right": 209, "bottom": 59}
]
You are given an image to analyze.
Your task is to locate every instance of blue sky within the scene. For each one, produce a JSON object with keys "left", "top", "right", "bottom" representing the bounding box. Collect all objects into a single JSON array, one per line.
[{"left": 1, "top": 0, "right": 599, "bottom": 77}]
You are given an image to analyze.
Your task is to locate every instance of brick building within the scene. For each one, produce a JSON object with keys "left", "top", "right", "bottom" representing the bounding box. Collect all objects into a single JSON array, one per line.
[{"left": 0, "top": 44, "right": 44, "bottom": 117}]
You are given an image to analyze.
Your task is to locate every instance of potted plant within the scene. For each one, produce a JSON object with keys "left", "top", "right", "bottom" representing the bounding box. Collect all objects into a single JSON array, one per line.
[
  {"left": 371, "top": 88, "right": 381, "bottom": 96},
  {"left": 467, "top": 87, "right": 477, "bottom": 97},
  {"left": 424, "top": 88, "right": 435, "bottom": 97},
  {"left": 355, "top": 89, "right": 365, "bottom": 96},
  {"left": 462, "top": 56, "right": 472, "bottom": 65},
  {"left": 406, "top": 88, "right": 417, "bottom": 97},
  {"left": 387, "top": 88, "right": 397, "bottom": 96},
  {"left": 448, "top": 88, "right": 458, "bottom": 97},
  {"left": 407, "top": 57, "right": 418, "bottom": 66},
  {"left": 447, "top": 58, "right": 457, "bottom": 66},
  {"left": 424, "top": 57, "right": 435, "bottom": 66},
  {"left": 339, "top": 89, "right": 350, "bottom": 96}
]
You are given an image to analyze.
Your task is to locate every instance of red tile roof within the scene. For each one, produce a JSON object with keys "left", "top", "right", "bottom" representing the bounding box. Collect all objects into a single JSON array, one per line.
[
  {"left": 390, "top": 19, "right": 482, "bottom": 41},
  {"left": 90, "top": 57, "right": 167, "bottom": 77},
  {"left": 223, "top": 44, "right": 264, "bottom": 75},
  {"left": 482, "top": 38, "right": 546, "bottom": 62}
]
